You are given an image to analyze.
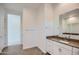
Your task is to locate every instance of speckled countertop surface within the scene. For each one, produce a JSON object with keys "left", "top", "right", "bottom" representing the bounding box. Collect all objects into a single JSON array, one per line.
[{"left": 47, "top": 36, "right": 79, "bottom": 48}]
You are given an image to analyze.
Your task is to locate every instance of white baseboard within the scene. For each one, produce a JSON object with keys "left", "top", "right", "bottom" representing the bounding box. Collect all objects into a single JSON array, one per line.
[{"left": 37, "top": 46, "right": 46, "bottom": 53}]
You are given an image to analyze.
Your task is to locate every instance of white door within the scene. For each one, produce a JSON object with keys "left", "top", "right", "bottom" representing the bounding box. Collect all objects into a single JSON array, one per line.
[{"left": 8, "top": 14, "right": 21, "bottom": 46}]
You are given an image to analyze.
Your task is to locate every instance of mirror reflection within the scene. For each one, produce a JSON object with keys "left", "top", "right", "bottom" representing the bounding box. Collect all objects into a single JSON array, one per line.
[{"left": 60, "top": 9, "right": 79, "bottom": 34}]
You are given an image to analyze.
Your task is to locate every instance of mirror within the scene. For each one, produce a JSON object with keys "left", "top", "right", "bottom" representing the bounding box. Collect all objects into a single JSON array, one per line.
[{"left": 59, "top": 9, "right": 79, "bottom": 35}]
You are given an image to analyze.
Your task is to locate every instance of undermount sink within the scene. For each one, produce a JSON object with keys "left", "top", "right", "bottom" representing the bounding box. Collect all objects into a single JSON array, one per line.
[{"left": 59, "top": 40, "right": 69, "bottom": 44}]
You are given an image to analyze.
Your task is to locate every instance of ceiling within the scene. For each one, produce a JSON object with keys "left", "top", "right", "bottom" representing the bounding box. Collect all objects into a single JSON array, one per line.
[
  {"left": 0, "top": 3, "right": 58, "bottom": 13},
  {"left": 0, "top": 3, "right": 42, "bottom": 12}
]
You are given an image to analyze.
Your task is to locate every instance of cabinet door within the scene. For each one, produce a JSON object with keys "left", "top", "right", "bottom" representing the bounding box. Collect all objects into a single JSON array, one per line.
[
  {"left": 47, "top": 40, "right": 53, "bottom": 54},
  {"left": 53, "top": 41, "right": 72, "bottom": 55},
  {"left": 53, "top": 44, "right": 60, "bottom": 55},
  {"left": 73, "top": 48, "right": 79, "bottom": 55},
  {"left": 47, "top": 40, "right": 61, "bottom": 55}
]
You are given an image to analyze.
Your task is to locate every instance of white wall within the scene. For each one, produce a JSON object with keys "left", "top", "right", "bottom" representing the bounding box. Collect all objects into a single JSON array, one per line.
[
  {"left": 35, "top": 4, "right": 46, "bottom": 53},
  {"left": 22, "top": 4, "right": 50, "bottom": 53},
  {"left": 35, "top": 4, "right": 54, "bottom": 53},
  {"left": 0, "top": 7, "right": 6, "bottom": 53},
  {"left": 22, "top": 8, "right": 38, "bottom": 49},
  {"left": 45, "top": 4, "right": 54, "bottom": 36}
]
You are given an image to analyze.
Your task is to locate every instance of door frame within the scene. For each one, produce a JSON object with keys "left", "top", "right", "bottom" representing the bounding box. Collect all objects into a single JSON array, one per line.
[{"left": 5, "top": 10, "right": 22, "bottom": 47}]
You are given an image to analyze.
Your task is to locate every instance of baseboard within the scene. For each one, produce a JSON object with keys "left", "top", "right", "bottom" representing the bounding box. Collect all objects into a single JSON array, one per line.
[
  {"left": 8, "top": 43, "right": 22, "bottom": 46},
  {"left": 37, "top": 46, "right": 46, "bottom": 53}
]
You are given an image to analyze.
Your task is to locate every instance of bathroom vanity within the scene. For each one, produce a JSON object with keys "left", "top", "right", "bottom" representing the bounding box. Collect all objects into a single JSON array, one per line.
[
  {"left": 46, "top": 35, "right": 79, "bottom": 55},
  {"left": 46, "top": 9, "right": 79, "bottom": 55}
]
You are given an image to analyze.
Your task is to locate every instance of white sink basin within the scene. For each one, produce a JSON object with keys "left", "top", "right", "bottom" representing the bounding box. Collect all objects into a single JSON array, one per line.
[{"left": 59, "top": 40, "right": 69, "bottom": 44}]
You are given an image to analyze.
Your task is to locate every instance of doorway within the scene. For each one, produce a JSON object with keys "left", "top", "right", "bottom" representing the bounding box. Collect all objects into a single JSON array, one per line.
[{"left": 7, "top": 14, "right": 21, "bottom": 46}]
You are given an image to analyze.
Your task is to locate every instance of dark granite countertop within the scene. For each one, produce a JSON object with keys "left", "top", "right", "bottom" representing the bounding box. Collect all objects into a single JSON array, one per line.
[{"left": 47, "top": 36, "right": 79, "bottom": 48}]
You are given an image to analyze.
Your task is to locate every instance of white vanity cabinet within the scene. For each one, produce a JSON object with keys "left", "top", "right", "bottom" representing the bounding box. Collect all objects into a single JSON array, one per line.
[
  {"left": 53, "top": 45, "right": 72, "bottom": 55},
  {"left": 47, "top": 40, "right": 62, "bottom": 55},
  {"left": 53, "top": 44, "right": 60, "bottom": 55},
  {"left": 59, "top": 47, "right": 72, "bottom": 55},
  {"left": 47, "top": 39, "right": 73, "bottom": 55},
  {"left": 53, "top": 41, "right": 72, "bottom": 55},
  {"left": 47, "top": 40, "right": 54, "bottom": 54},
  {"left": 73, "top": 47, "right": 79, "bottom": 55}
]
